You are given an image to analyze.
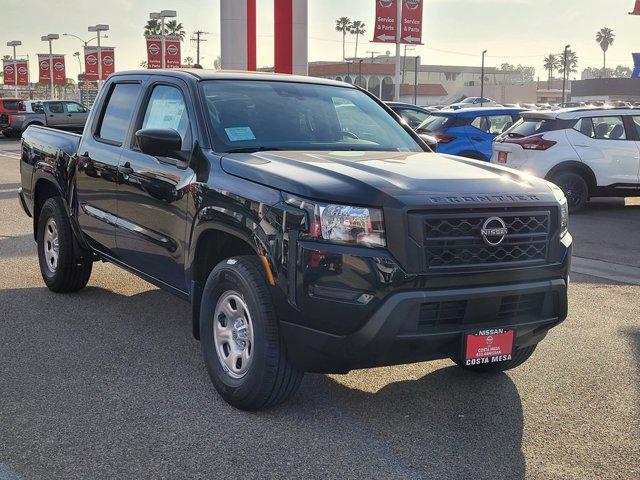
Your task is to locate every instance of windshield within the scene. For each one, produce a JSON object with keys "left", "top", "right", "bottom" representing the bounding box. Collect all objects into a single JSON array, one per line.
[{"left": 201, "top": 80, "right": 422, "bottom": 153}]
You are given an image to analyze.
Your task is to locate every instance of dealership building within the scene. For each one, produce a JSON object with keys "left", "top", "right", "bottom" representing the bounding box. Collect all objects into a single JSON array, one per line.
[{"left": 308, "top": 56, "right": 552, "bottom": 105}]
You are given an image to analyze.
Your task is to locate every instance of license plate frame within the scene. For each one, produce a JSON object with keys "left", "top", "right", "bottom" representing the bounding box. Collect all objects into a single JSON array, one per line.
[{"left": 464, "top": 329, "right": 515, "bottom": 366}]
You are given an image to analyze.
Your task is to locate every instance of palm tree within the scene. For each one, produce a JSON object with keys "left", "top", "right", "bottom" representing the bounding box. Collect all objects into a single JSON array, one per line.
[
  {"left": 335, "top": 17, "right": 352, "bottom": 60},
  {"left": 73, "top": 51, "right": 82, "bottom": 73},
  {"left": 165, "top": 20, "right": 186, "bottom": 41},
  {"left": 140, "top": 60, "right": 148, "bottom": 68},
  {"left": 543, "top": 54, "right": 558, "bottom": 88},
  {"left": 350, "top": 21, "right": 366, "bottom": 59},
  {"left": 596, "top": 27, "right": 615, "bottom": 76},
  {"left": 214, "top": 56, "right": 221, "bottom": 70},
  {"left": 144, "top": 19, "right": 162, "bottom": 36},
  {"left": 558, "top": 49, "right": 579, "bottom": 79},
  {"left": 183, "top": 56, "right": 194, "bottom": 67}
]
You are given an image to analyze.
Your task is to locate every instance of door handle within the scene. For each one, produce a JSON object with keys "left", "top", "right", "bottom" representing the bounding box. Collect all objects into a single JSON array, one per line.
[{"left": 118, "top": 162, "right": 134, "bottom": 175}]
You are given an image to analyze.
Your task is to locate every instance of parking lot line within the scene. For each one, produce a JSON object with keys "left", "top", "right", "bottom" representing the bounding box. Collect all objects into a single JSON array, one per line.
[{"left": 572, "top": 256, "right": 640, "bottom": 285}]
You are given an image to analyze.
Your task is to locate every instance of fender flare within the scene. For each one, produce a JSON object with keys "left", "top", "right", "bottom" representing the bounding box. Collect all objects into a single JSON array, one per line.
[{"left": 544, "top": 161, "right": 597, "bottom": 190}]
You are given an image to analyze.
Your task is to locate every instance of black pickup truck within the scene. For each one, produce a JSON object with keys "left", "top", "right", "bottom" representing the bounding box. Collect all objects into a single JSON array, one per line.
[{"left": 18, "top": 70, "right": 572, "bottom": 410}]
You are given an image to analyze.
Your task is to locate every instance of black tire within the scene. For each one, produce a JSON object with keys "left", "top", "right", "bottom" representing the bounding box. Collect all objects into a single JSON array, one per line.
[
  {"left": 551, "top": 171, "right": 589, "bottom": 213},
  {"left": 200, "top": 256, "right": 303, "bottom": 410},
  {"left": 453, "top": 344, "right": 537, "bottom": 373},
  {"left": 37, "top": 197, "right": 93, "bottom": 293}
]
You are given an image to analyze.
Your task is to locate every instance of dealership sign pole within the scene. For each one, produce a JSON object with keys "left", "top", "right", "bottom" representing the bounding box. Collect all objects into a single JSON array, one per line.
[
  {"left": 88, "top": 24, "right": 109, "bottom": 90},
  {"left": 7, "top": 41, "right": 22, "bottom": 97}
]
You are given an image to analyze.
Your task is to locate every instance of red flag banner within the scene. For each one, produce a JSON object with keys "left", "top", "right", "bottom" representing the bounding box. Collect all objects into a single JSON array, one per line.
[
  {"left": 38, "top": 54, "right": 66, "bottom": 84},
  {"left": 145, "top": 35, "right": 163, "bottom": 69},
  {"left": 85, "top": 47, "right": 115, "bottom": 81},
  {"left": 373, "top": 0, "right": 398, "bottom": 43},
  {"left": 401, "top": 0, "right": 423, "bottom": 44},
  {"left": 15, "top": 61, "right": 29, "bottom": 86},
  {"left": 165, "top": 36, "right": 182, "bottom": 68},
  {"left": 631, "top": 0, "right": 640, "bottom": 15},
  {"left": 2, "top": 60, "right": 17, "bottom": 85}
]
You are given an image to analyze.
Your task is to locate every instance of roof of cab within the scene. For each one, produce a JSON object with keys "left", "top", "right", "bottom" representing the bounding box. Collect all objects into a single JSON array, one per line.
[
  {"left": 523, "top": 108, "right": 640, "bottom": 121},
  {"left": 110, "top": 68, "right": 356, "bottom": 88}
]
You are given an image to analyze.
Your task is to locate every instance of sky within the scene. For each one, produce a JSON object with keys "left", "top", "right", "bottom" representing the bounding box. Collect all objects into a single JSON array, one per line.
[{"left": 2, "top": 0, "right": 639, "bottom": 81}]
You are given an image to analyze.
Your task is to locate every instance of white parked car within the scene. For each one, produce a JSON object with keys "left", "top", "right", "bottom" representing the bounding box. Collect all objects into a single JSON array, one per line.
[
  {"left": 492, "top": 109, "right": 640, "bottom": 212},
  {"left": 448, "top": 97, "right": 502, "bottom": 110}
]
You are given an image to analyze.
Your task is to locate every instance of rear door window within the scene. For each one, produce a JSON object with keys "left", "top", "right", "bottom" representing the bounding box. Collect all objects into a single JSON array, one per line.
[
  {"left": 97, "top": 83, "right": 142, "bottom": 144},
  {"left": 48, "top": 102, "right": 64, "bottom": 114},
  {"left": 592, "top": 116, "right": 626, "bottom": 140},
  {"left": 65, "top": 102, "right": 86, "bottom": 113},
  {"left": 574, "top": 118, "right": 595, "bottom": 138},
  {"left": 631, "top": 117, "right": 640, "bottom": 137}
]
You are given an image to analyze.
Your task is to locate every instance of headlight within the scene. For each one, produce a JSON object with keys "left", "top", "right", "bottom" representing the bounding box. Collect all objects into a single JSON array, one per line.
[
  {"left": 285, "top": 195, "right": 386, "bottom": 248},
  {"left": 549, "top": 183, "right": 569, "bottom": 237}
]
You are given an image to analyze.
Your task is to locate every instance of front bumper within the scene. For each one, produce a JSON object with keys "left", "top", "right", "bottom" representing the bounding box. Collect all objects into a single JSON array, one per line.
[{"left": 278, "top": 235, "right": 572, "bottom": 373}]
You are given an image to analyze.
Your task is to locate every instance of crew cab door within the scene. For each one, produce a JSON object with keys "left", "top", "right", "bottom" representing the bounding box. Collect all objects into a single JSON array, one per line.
[
  {"left": 44, "top": 102, "right": 67, "bottom": 127},
  {"left": 113, "top": 79, "right": 195, "bottom": 292},
  {"left": 76, "top": 80, "right": 144, "bottom": 254}
]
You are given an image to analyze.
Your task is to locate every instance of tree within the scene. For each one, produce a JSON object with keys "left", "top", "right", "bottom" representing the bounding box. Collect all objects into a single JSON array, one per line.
[
  {"left": 543, "top": 54, "right": 559, "bottom": 84},
  {"left": 183, "top": 56, "right": 194, "bottom": 67},
  {"left": 612, "top": 65, "right": 632, "bottom": 78},
  {"left": 350, "top": 21, "right": 366, "bottom": 59},
  {"left": 500, "top": 62, "right": 515, "bottom": 72},
  {"left": 595, "top": 27, "right": 615, "bottom": 75},
  {"left": 140, "top": 60, "right": 148, "bottom": 68},
  {"left": 214, "top": 56, "right": 221, "bottom": 70},
  {"left": 517, "top": 65, "right": 535, "bottom": 82},
  {"left": 165, "top": 20, "right": 186, "bottom": 41},
  {"left": 335, "top": 17, "right": 352, "bottom": 60},
  {"left": 144, "top": 19, "right": 162, "bottom": 36},
  {"left": 558, "top": 49, "right": 578, "bottom": 79}
]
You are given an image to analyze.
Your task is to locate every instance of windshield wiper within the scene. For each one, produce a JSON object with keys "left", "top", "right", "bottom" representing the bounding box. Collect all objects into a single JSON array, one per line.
[{"left": 225, "top": 147, "right": 284, "bottom": 154}]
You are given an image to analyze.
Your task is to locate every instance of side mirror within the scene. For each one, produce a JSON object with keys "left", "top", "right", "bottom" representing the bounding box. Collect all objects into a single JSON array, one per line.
[
  {"left": 419, "top": 133, "right": 438, "bottom": 149},
  {"left": 136, "top": 128, "right": 182, "bottom": 157}
]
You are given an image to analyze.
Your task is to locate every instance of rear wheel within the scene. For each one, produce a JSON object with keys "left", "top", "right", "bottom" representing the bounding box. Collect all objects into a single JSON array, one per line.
[
  {"left": 200, "top": 256, "right": 303, "bottom": 410},
  {"left": 453, "top": 344, "right": 537, "bottom": 373},
  {"left": 551, "top": 171, "right": 589, "bottom": 213},
  {"left": 37, "top": 197, "right": 93, "bottom": 293}
]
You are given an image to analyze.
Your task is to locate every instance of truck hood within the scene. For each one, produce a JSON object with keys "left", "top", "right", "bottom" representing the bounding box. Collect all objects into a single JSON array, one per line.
[{"left": 220, "top": 150, "right": 556, "bottom": 206}]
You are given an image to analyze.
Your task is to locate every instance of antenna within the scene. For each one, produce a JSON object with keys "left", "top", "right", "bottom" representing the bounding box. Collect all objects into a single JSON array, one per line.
[{"left": 190, "top": 30, "right": 210, "bottom": 65}]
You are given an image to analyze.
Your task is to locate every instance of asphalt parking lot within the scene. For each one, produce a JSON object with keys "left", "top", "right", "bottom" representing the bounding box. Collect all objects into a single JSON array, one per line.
[{"left": 0, "top": 136, "right": 639, "bottom": 480}]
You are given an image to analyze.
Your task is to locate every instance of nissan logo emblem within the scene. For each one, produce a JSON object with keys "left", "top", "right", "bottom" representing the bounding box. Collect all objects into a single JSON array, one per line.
[
  {"left": 481, "top": 217, "right": 508, "bottom": 246},
  {"left": 149, "top": 44, "right": 160, "bottom": 55},
  {"left": 18, "top": 67, "right": 27, "bottom": 74},
  {"left": 40, "top": 61, "right": 49, "bottom": 70},
  {"left": 103, "top": 56, "right": 114, "bottom": 66},
  {"left": 405, "top": 0, "right": 420, "bottom": 10},
  {"left": 87, "top": 56, "right": 98, "bottom": 65},
  {"left": 379, "top": 0, "right": 394, "bottom": 7},
  {"left": 167, "top": 44, "right": 179, "bottom": 56},
  {"left": 5, "top": 66, "right": 14, "bottom": 74}
]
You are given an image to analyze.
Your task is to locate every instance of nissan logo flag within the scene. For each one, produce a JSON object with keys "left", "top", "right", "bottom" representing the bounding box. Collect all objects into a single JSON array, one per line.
[
  {"left": 145, "top": 35, "right": 182, "bottom": 69},
  {"left": 37, "top": 54, "right": 66, "bottom": 85},
  {"left": 84, "top": 46, "right": 116, "bottom": 81}
]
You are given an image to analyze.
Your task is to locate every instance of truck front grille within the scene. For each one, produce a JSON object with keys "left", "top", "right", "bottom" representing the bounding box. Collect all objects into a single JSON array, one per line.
[{"left": 421, "top": 210, "right": 552, "bottom": 270}]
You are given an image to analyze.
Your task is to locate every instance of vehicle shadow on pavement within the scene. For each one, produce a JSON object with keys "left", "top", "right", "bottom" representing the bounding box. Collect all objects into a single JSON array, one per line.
[{"left": 301, "top": 367, "right": 525, "bottom": 479}]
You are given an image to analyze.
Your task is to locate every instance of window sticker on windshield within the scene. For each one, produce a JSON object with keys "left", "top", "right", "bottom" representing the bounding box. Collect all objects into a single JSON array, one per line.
[{"left": 225, "top": 127, "right": 256, "bottom": 142}]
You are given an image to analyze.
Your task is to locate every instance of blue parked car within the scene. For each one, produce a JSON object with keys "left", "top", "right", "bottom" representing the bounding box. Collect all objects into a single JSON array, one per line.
[{"left": 416, "top": 107, "right": 524, "bottom": 161}]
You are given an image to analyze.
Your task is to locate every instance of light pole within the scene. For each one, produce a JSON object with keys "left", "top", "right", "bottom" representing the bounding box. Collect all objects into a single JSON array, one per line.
[
  {"left": 562, "top": 44, "right": 570, "bottom": 104},
  {"left": 480, "top": 50, "right": 487, "bottom": 107},
  {"left": 6, "top": 40, "right": 22, "bottom": 97},
  {"left": 88, "top": 24, "right": 109, "bottom": 90},
  {"left": 150, "top": 10, "right": 176, "bottom": 69},
  {"left": 41, "top": 34, "right": 59, "bottom": 100}
]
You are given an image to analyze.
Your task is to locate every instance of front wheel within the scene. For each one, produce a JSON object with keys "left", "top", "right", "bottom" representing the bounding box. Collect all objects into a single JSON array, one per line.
[
  {"left": 453, "top": 344, "right": 537, "bottom": 373},
  {"left": 200, "top": 256, "right": 303, "bottom": 410}
]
